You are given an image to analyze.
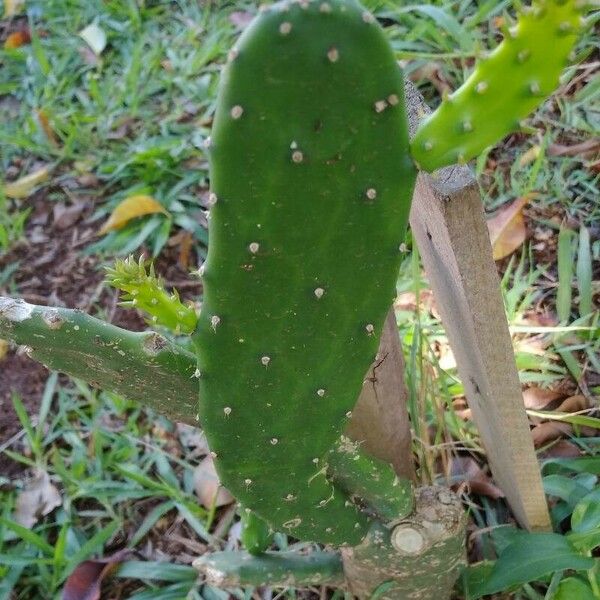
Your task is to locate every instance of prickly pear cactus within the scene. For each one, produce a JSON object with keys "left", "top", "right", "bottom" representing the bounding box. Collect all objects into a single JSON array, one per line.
[
  {"left": 411, "top": 0, "right": 586, "bottom": 171},
  {"left": 193, "top": 0, "right": 416, "bottom": 545}
]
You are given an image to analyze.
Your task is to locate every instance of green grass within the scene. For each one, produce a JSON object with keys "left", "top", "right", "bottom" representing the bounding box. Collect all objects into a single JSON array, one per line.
[{"left": 1, "top": 0, "right": 599, "bottom": 598}]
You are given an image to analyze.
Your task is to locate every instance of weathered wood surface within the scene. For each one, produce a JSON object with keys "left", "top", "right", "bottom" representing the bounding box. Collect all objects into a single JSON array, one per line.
[
  {"left": 347, "top": 310, "right": 415, "bottom": 481},
  {"left": 405, "top": 82, "right": 551, "bottom": 530}
]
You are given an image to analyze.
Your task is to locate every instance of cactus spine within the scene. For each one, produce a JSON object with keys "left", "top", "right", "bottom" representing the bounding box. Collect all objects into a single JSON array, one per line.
[
  {"left": 411, "top": 0, "right": 586, "bottom": 171},
  {"left": 193, "top": 0, "right": 416, "bottom": 545}
]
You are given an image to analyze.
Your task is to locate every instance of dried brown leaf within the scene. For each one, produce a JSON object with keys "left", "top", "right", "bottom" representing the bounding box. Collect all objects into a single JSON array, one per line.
[
  {"left": 449, "top": 455, "right": 505, "bottom": 499},
  {"left": 229, "top": 11, "right": 254, "bottom": 29},
  {"left": 487, "top": 196, "right": 531, "bottom": 261},
  {"left": 62, "top": 550, "right": 129, "bottom": 600},
  {"left": 3, "top": 166, "right": 50, "bottom": 199},
  {"left": 556, "top": 394, "right": 588, "bottom": 413},
  {"left": 522, "top": 387, "right": 563, "bottom": 410},
  {"left": 548, "top": 138, "right": 600, "bottom": 158},
  {"left": 193, "top": 455, "right": 234, "bottom": 509},
  {"left": 4, "top": 29, "right": 31, "bottom": 49},
  {"left": 98, "top": 195, "right": 168, "bottom": 235},
  {"left": 531, "top": 422, "right": 572, "bottom": 447},
  {"left": 14, "top": 470, "right": 62, "bottom": 528}
]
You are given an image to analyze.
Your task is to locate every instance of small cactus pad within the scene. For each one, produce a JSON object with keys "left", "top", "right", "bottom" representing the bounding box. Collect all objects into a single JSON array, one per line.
[
  {"left": 240, "top": 508, "right": 275, "bottom": 556},
  {"left": 105, "top": 256, "right": 197, "bottom": 335},
  {"left": 411, "top": 0, "right": 585, "bottom": 171},
  {"left": 193, "top": 0, "right": 416, "bottom": 545}
]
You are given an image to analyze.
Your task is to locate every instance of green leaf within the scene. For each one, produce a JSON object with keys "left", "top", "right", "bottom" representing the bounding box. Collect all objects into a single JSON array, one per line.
[
  {"left": 469, "top": 533, "right": 594, "bottom": 598},
  {"left": 460, "top": 561, "right": 495, "bottom": 600},
  {"left": 557, "top": 227, "right": 574, "bottom": 323},
  {"left": 542, "top": 457, "right": 600, "bottom": 476},
  {"left": 569, "top": 488, "right": 600, "bottom": 552},
  {"left": 115, "top": 560, "right": 197, "bottom": 582},
  {"left": 576, "top": 226, "right": 593, "bottom": 318},
  {"left": 0, "top": 518, "right": 55, "bottom": 555},
  {"left": 553, "top": 576, "right": 596, "bottom": 600}
]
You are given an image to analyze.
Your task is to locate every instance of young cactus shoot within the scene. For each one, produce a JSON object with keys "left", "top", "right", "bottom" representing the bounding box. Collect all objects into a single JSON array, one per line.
[{"left": 411, "top": 0, "right": 586, "bottom": 171}]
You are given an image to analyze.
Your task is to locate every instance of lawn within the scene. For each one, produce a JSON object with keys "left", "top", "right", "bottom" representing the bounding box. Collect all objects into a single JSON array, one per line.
[{"left": 0, "top": 0, "right": 599, "bottom": 598}]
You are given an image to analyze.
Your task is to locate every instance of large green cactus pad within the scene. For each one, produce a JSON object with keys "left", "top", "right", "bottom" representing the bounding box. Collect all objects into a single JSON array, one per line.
[
  {"left": 411, "top": 0, "right": 586, "bottom": 171},
  {"left": 0, "top": 296, "right": 198, "bottom": 423},
  {"left": 193, "top": 0, "right": 416, "bottom": 545}
]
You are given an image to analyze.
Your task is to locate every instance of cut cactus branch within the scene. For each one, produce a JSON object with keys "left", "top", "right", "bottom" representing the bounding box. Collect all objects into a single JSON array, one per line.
[
  {"left": 193, "top": 0, "right": 416, "bottom": 546},
  {"left": 194, "top": 550, "right": 345, "bottom": 589},
  {"left": 0, "top": 296, "right": 198, "bottom": 424},
  {"left": 411, "top": 0, "right": 586, "bottom": 171}
]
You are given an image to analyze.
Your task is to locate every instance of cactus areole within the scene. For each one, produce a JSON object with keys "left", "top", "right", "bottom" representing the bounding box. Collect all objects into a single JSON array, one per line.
[{"left": 193, "top": 0, "right": 416, "bottom": 545}]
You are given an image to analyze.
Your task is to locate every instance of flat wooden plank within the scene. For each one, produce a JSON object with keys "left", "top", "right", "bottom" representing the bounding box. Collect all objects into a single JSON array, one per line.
[
  {"left": 347, "top": 309, "right": 414, "bottom": 481},
  {"left": 405, "top": 82, "right": 551, "bottom": 530}
]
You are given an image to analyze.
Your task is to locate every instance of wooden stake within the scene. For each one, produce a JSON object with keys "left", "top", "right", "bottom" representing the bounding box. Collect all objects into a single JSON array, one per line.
[{"left": 405, "top": 82, "right": 551, "bottom": 530}]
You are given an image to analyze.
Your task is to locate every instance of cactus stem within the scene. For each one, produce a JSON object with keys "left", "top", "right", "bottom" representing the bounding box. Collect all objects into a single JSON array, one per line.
[
  {"left": 230, "top": 105, "right": 244, "bottom": 119},
  {"left": 279, "top": 21, "right": 292, "bottom": 34}
]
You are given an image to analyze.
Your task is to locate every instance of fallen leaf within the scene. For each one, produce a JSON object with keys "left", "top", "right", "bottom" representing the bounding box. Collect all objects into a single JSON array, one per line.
[
  {"left": 449, "top": 455, "right": 505, "bottom": 499},
  {"left": 98, "top": 195, "right": 169, "bottom": 235},
  {"left": 519, "top": 144, "right": 541, "bottom": 167},
  {"left": 178, "top": 230, "right": 193, "bottom": 269},
  {"left": 193, "top": 455, "right": 234, "bottom": 509},
  {"left": 540, "top": 440, "right": 582, "bottom": 460},
  {"left": 0, "top": 339, "right": 9, "bottom": 361},
  {"left": 3, "top": 166, "right": 50, "bottom": 199},
  {"left": 3, "top": 0, "right": 25, "bottom": 17},
  {"left": 548, "top": 138, "right": 600, "bottom": 158},
  {"left": 487, "top": 196, "right": 532, "bottom": 261},
  {"left": 557, "top": 395, "right": 588, "bottom": 413},
  {"left": 14, "top": 470, "right": 62, "bottom": 528},
  {"left": 4, "top": 29, "right": 31, "bottom": 49},
  {"left": 63, "top": 550, "right": 129, "bottom": 600},
  {"left": 531, "top": 422, "right": 572, "bottom": 447},
  {"left": 36, "top": 109, "right": 59, "bottom": 147},
  {"left": 79, "top": 22, "right": 107, "bottom": 56},
  {"left": 229, "top": 10, "right": 254, "bottom": 29},
  {"left": 53, "top": 202, "right": 86, "bottom": 230},
  {"left": 522, "top": 387, "right": 563, "bottom": 410}
]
